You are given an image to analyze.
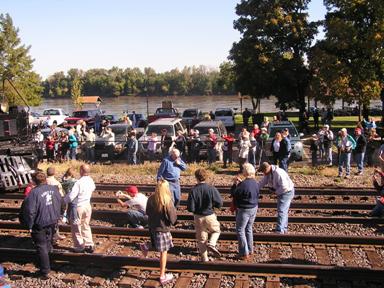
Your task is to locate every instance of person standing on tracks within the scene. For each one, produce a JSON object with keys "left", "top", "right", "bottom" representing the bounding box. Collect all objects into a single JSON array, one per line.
[
  {"left": 21, "top": 171, "right": 62, "bottom": 279},
  {"left": 142, "top": 179, "right": 177, "bottom": 285},
  {"left": 336, "top": 128, "right": 356, "bottom": 179},
  {"left": 258, "top": 162, "right": 294, "bottom": 234},
  {"left": 187, "top": 168, "right": 223, "bottom": 262},
  {"left": 157, "top": 148, "right": 187, "bottom": 207},
  {"left": 46, "top": 167, "right": 66, "bottom": 241},
  {"left": 230, "top": 163, "right": 260, "bottom": 260},
  {"left": 353, "top": 127, "right": 367, "bottom": 175},
  {"left": 64, "top": 164, "right": 96, "bottom": 253}
]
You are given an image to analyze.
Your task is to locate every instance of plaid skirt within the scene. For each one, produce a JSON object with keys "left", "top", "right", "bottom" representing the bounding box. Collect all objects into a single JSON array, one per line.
[{"left": 150, "top": 230, "right": 174, "bottom": 252}]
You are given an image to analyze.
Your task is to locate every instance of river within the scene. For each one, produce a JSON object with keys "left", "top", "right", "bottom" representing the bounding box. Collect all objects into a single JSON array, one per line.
[{"left": 33, "top": 95, "right": 382, "bottom": 116}]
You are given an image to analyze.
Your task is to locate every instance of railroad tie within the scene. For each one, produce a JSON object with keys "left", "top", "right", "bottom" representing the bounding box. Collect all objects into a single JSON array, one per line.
[
  {"left": 94, "top": 239, "right": 114, "bottom": 254},
  {"left": 142, "top": 271, "right": 161, "bottom": 288},
  {"left": 62, "top": 273, "right": 81, "bottom": 284},
  {"left": 174, "top": 272, "right": 193, "bottom": 288},
  {"left": 88, "top": 277, "right": 105, "bottom": 287},
  {"left": 233, "top": 274, "right": 249, "bottom": 288},
  {"left": 118, "top": 269, "right": 141, "bottom": 288},
  {"left": 314, "top": 244, "right": 331, "bottom": 265},
  {"left": 203, "top": 273, "right": 222, "bottom": 288},
  {"left": 291, "top": 243, "right": 305, "bottom": 262},
  {"left": 363, "top": 247, "right": 384, "bottom": 269},
  {"left": 269, "top": 246, "right": 281, "bottom": 262},
  {"left": 337, "top": 245, "right": 358, "bottom": 267},
  {"left": 265, "top": 276, "right": 280, "bottom": 288}
]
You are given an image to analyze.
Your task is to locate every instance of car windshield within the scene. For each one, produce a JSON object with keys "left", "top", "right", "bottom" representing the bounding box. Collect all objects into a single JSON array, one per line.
[
  {"left": 269, "top": 126, "right": 299, "bottom": 138},
  {"left": 183, "top": 110, "right": 197, "bottom": 117},
  {"left": 43, "top": 109, "right": 60, "bottom": 116},
  {"left": 145, "top": 125, "right": 174, "bottom": 136},
  {"left": 156, "top": 108, "right": 175, "bottom": 115},
  {"left": 110, "top": 126, "right": 130, "bottom": 135},
  {"left": 194, "top": 126, "right": 219, "bottom": 135},
  {"left": 72, "top": 111, "right": 89, "bottom": 118},
  {"left": 215, "top": 110, "right": 232, "bottom": 117}
]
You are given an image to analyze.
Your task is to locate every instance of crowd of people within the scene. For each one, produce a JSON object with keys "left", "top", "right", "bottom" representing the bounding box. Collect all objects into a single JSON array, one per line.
[{"left": 20, "top": 146, "right": 296, "bottom": 284}]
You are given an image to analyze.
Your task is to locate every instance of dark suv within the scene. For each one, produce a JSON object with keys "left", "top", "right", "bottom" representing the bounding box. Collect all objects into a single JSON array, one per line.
[{"left": 64, "top": 109, "right": 103, "bottom": 128}]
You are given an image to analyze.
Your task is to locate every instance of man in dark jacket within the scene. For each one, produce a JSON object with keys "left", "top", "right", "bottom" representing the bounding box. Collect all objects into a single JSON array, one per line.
[
  {"left": 187, "top": 168, "right": 223, "bottom": 262},
  {"left": 160, "top": 129, "right": 173, "bottom": 159},
  {"left": 22, "top": 171, "right": 62, "bottom": 279},
  {"left": 353, "top": 128, "right": 367, "bottom": 175},
  {"left": 278, "top": 128, "right": 291, "bottom": 172}
]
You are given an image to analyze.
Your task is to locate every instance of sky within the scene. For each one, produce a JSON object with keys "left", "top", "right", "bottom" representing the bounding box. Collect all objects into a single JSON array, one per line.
[{"left": 2, "top": 0, "right": 327, "bottom": 79}]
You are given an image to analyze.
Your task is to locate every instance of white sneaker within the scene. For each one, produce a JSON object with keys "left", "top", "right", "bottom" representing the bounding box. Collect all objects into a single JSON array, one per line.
[{"left": 160, "top": 273, "right": 173, "bottom": 285}]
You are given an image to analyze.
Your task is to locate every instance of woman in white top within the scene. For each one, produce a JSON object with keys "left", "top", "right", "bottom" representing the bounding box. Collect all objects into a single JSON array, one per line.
[
  {"left": 238, "top": 135, "right": 251, "bottom": 173},
  {"left": 271, "top": 132, "right": 282, "bottom": 165}
]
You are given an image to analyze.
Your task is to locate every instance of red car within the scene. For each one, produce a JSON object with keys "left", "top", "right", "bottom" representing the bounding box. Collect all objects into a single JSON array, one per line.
[{"left": 63, "top": 109, "right": 103, "bottom": 128}]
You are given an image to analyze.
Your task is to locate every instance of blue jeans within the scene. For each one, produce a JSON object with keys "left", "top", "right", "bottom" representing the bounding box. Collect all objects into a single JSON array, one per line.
[
  {"left": 235, "top": 207, "right": 257, "bottom": 256},
  {"left": 127, "top": 152, "right": 137, "bottom": 165},
  {"left": 86, "top": 147, "right": 95, "bottom": 163},
  {"left": 70, "top": 147, "right": 77, "bottom": 160},
  {"left": 126, "top": 210, "right": 148, "bottom": 227},
  {"left": 168, "top": 180, "right": 181, "bottom": 207},
  {"left": 276, "top": 190, "right": 294, "bottom": 233},
  {"left": 370, "top": 200, "right": 384, "bottom": 217},
  {"left": 354, "top": 152, "right": 365, "bottom": 173},
  {"left": 208, "top": 148, "right": 216, "bottom": 164},
  {"left": 338, "top": 152, "right": 351, "bottom": 176},
  {"left": 279, "top": 157, "right": 289, "bottom": 172}
]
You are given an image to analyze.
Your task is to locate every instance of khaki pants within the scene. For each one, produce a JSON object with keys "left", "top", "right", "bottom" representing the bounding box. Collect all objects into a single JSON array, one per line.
[
  {"left": 71, "top": 203, "right": 93, "bottom": 249},
  {"left": 194, "top": 214, "right": 221, "bottom": 261}
]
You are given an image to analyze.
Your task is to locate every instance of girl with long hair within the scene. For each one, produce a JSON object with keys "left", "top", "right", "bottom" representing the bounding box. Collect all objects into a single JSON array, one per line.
[{"left": 142, "top": 179, "right": 177, "bottom": 285}]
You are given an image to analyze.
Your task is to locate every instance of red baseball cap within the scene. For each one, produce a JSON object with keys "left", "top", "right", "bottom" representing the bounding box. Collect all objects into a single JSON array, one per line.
[{"left": 125, "top": 185, "right": 138, "bottom": 195}]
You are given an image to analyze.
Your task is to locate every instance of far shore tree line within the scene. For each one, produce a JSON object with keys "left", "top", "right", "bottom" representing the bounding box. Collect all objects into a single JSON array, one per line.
[{"left": 0, "top": 0, "right": 383, "bottom": 118}]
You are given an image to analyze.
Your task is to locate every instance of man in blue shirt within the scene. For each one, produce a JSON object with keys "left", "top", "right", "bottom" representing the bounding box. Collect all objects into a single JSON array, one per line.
[{"left": 157, "top": 148, "right": 187, "bottom": 206}]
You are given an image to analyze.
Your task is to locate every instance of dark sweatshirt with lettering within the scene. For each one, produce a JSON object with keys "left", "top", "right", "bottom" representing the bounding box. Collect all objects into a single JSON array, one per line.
[
  {"left": 187, "top": 183, "right": 223, "bottom": 216},
  {"left": 23, "top": 184, "right": 62, "bottom": 230}
]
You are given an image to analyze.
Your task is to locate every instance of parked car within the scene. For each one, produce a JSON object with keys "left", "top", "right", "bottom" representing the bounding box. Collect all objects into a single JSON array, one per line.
[
  {"left": 63, "top": 108, "right": 103, "bottom": 128},
  {"left": 128, "top": 113, "right": 148, "bottom": 128},
  {"left": 138, "top": 118, "right": 186, "bottom": 158},
  {"left": 193, "top": 120, "right": 227, "bottom": 160},
  {"left": 266, "top": 121, "right": 304, "bottom": 161},
  {"left": 95, "top": 123, "right": 133, "bottom": 161},
  {"left": 41, "top": 108, "right": 68, "bottom": 126},
  {"left": 101, "top": 114, "right": 120, "bottom": 124},
  {"left": 214, "top": 108, "right": 235, "bottom": 130},
  {"left": 182, "top": 108, "right": 203, "bottom": 128},
  {"left": 29, "top": 111, "right": 44, "bottom": 127},
  {"left": 147, "top": 107, "right": 180, "bottom": 123}
]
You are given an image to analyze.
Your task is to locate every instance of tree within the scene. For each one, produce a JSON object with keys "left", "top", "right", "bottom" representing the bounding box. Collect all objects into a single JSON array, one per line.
[
  {"left": 71, "top": 77, "right": 82, "bottom": 109},
  {"left": 309, "top": 0, "right": 384, "bottom": 119},
  {"left": 229, "top": 0, "right": 318, "bottom": 113},
  {"left": 0, "top": 13, "right": 42, "bottom": 106}
]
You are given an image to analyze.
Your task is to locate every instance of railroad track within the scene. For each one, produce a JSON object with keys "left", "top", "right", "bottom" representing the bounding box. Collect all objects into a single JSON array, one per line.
[{"left": 0, "top": 230, "right": 383, "bottom": 284}]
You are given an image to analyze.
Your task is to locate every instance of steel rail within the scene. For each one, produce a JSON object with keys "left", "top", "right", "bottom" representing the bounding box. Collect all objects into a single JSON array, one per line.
[
  {"left": 0, "top": 247, "right": 382, "bottom": 280},
  {"left": 0, "top": 198, "right": 375, "bottom": 211},
  {"left": 0, "top": 207, "right": 379, "bottom": 224},
  {"left": 1, "top": 222, "right": 384, "bottom": 245}
]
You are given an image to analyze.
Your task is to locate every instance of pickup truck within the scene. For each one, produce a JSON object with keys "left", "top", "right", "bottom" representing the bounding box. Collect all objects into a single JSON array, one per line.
[
  {"left": 147, "top": 107, "right": 179, "bottom": 123},
  {"left": 41, "top": 108, "right": 68, "bottom": 126},
  {"left": 63, "top": 109, "right": 103, "bottom": 128}
]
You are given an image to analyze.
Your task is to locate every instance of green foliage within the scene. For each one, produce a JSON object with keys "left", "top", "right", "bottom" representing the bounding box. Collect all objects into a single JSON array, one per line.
[
  {"left": 0, "top": 13, "right": 42, "bottom": 106},
  {"left": 309, "top": 0, "right": 384, "bottom": 108},
  {"left": 229, "top": 0, "right": 318, "bottom": 111},
  {"left": 71, "top": 77, "right": 82, "bottom": 109},
  {"left": 42, "top": 65, "right": 235, "bottom": 98}
]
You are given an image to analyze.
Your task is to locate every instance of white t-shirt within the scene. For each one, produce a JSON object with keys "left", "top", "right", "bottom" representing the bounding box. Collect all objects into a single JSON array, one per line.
[{"left": 125, "top": 193, "right": 148, "bottom": 214}]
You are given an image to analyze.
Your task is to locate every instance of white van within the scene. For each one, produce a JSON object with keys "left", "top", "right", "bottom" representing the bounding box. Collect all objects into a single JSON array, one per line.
[{"left": 214, "top": 108, "right": 235, "bottom": 130}]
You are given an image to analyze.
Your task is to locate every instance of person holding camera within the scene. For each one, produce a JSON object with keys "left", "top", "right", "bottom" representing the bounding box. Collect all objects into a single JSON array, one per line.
[
  {"left": 116, "top": 185, "right": 148, "bottom": 228},
  {"left": 318, "top": 124, "right": 334, "bottom": 166},
  {"left": 258, "top": 162, "right": 294, "bottom": 234},
  {"left": 336, "top": 128, "right": 356, "bottom": 178},
  {"left": 230, "top": 163, "right": 259, "bottom": 260},
  {"left": 370, "top": 169, "right": 384, "bottom": 217},
  {"left": 157, "top": 148, "right": 187, "bottom": 207}
]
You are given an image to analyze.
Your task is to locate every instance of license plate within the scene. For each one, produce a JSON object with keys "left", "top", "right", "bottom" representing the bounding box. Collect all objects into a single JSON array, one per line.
[{"left": 101, "top": 153, "right": 108, "bottom": 158}]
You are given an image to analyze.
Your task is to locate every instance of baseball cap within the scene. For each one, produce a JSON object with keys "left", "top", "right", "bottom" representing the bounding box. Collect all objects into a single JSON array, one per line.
[{"left": 125, "top": 185, "right": 138, "bottom": 195}]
